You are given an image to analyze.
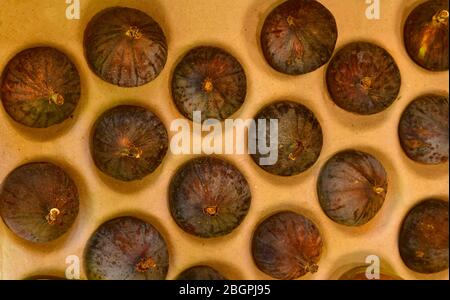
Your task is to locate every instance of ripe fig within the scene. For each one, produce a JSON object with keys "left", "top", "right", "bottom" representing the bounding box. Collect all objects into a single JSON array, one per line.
[
  {"left": 169, "top": 157, "right": 251, "bottom": 238},
  {"left": 176, "top": 265, "right": 227, "bottom": 280},
  {"left": 399, "top": 199, "right": 448, "bottom": 274},
  {"left": 1, "top": 47, "right": 81, "bottom": 128},
  {"left": 326, "top": 42, "right": 401, "bottom": 115},
  {"left": 398, "top": 94, "right": 449, "bottom": 165},
  {"left": 261, "top": 0, "right": 337, "bottom": 75},
  {"left": 317, "top": 150, "right": 387, "bottom": 226},
  {"left": 0, "top": 162, "right": 79, "bottom": 243},
  {"left": 252, "top": 211, "right": 323, "bottom": 280},
  {"left": 91, "top": 105, "right": 168, "bottom": 182},
  {"left": 84, "top": 216, "right": 169, "bottom": 280},
  {"left": 84, "top": 7, "right": 167, "bottom": 87}
]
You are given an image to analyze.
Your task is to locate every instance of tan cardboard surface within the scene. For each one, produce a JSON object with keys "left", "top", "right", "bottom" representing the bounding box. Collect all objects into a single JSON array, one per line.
[{"left": 0, "top": 0, "right": 448, "bottom": 280}]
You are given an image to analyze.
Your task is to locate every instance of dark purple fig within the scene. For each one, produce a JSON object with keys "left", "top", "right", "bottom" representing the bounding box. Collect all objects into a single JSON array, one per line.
[
  {"left": 176, "top": 265, "right": 227, "bottom": 280},
  {"left": 169, "top": 157, "right": 251, "bottom": 238},
  {"left": 252, "top": 211, "right": 323, "bottom": 280},
  {"left": 84, "top": 7, "right": 167, "bottom": 87},
  {"left": 326, "top": 42, "right": 401, "bottom": 115},
  {"left": 250, "top": 101, "right": 323, "bottom": 176},
  {"left": 91, "top": 105, "right": 168, "bottom": 182},
  {"left": 0, "top": 162, "right": 79, "bottom": 243},
  {"left": 1, "top": 47, "right": 81, "bottom": 128},
  {"left": 398, "top": 94, "right": 449, "bottom": 165},
  {"left": 338, "top": 266, "right": 402, "bottom": 280},
  {"left": 171, "top": 46, "right": 247, "bottom": 122},
  {"left": 260, "top": 0, "right": 337, "bottom": 75},
  {"left": 317, "top": 150, "right": 387, "bottom": 226},
  {"left": 84, "top": 216, "right": 169, "bottom": 280},
  {"left": 399, "top": 199, "right": 448, "bottom": 274},
  {"left": 404, "top": 0, "right": 449, "bottom": 71}
]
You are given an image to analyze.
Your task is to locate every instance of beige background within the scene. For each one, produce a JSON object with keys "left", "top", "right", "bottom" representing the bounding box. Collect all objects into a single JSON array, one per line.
[{"left": 0, "top": 0, "right": 448, "bottom": 280}]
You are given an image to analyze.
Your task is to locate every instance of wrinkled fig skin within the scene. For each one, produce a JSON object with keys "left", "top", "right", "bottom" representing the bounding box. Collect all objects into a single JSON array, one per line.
[
  {"left": 172, "top": 46, "right": 247, "bottom": 122},
  {"left": 339, "top": 266, "right": 401, "bottom": 280},
  {"left": 1, "top": 47, "right": 81, "bottom": 128},
  {"left": 261, "top": 0, "right": 337, "bottom": 75},
  {"left": 251, "top": 101, "right": 323, "bottom": 176},
  {"left": 92, "top": 105, "right": 168, "bottom": 182},
  {"left": 0, "top": 162, "right": 79, "bottom": 243},
  {"left": 85, "top": 216, "right": 169, "bottom": 280},
  {"left": 398, "top": 94, "right": 449, "bottom": 164},
  {"left": 404, "top": 0, "right": 449, "bottom": 71},
  {"left": 169, "top": 157, "right": 251, "bottom": 238},
  {"left": 84, "top": 7, "right": 167, "bottom": 87},
  {"left": 326, "top": 42, "right": 401, "bottom": 115},
  {"left": 399, "top": 199, "right": 449, "bottom": 274},
  {"left": 317, "top": 150, "right": 387, "bottom": 226},
  {"left": 176, "top": 266, "right": 227, "bottom": 280},
  {"left": 252, "top": 211, "right": 323, "bottom": 280}
]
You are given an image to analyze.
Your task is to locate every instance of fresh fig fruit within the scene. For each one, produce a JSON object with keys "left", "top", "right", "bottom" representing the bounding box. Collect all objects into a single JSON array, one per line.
[
  {"left": 176, "top": 265, "right": 227, "bottom": 280},
  {"left": 338, "top": 265, "right": 402, "bottom": 280}
]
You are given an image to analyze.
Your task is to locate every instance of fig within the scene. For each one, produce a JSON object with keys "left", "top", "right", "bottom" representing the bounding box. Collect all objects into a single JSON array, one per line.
[
  {"left": 326, "top": 42, "right": 401, "bottom": 115},
  {"left": 171, "top": 46, "right": 247, "bottom": 122},
  {"left": 1, "top": 47, "right": 81, "bottom": 128},
  {"left": 404, "top": 0, "right": 449, "bottom": 71},
  {"left": 0, "top": 162, "right": 79, "bottom": 243},
  {"left": 338, "top": 265, "right": 401, "bottom": 280},
  {"left": 317, "top": 150, "right": 387, "bottom": 226},
  {"left": 398, "top": 94, "right": 449, "bottom": 165},
  {"left": 260, "top": 0, "right": 337, "bottom": 75},
  {"left": 250, "top": 101, "right": 323, "bottom": 176},
  {"left": 252, "top": 211, "right": 323, "bottom": 280},
  {"left": 176, "top": 265, "right": 227, "bottom": 280},
  {"left": 84, "top": 7, "right": 167, "bottom": 87},
  {"left": 399, "top": 199, "right": 448, "bottom": 274},
  {"left": 84, "top": 216, "right": 169, "bottom": 280},
  {"left": 169, "top": 157, "right": 251, "bottom": 238},
  {"left": 91, "top": 105, "right": 168, "bottom": 182}
]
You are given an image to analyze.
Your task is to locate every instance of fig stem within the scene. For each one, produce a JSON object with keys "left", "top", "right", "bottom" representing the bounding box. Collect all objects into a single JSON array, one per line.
[
  {"left": 434, "top": 9, "right": 449, "bottom": 24},
  {"left": 373, "top": 186, "right": 385, "bottom": 194},
  {"left": 48, "top": 92, "right": 65, "bottom": 106},
  {"left": 120, "top": 145, "right": 143, "bottom": 159},
  {"left": 202, "top": 78, "right": 214, "bottom": 93},
  {"left": 45, "top": 208, "right": 61, "bottom": 225},
  {"left": 203, "top": 206, "right": 218, "bottom": 216},
  {"left": 288, "top": 142, "right": 303, "bottom": 161},
  {"left": 305, "top": 263, "right": 319, "bottom": 274},
  {"left": 135, "top": 257, "right": 156, "bottom": 273},
  {"left": 286, "top": 15, "right": 296, "bottom": 26},
  {"left": 360, "top": 77, "right": 372, "bottom": 90},
  {"left": 126, "top": 26, "right": 143, "bottom": 40}
]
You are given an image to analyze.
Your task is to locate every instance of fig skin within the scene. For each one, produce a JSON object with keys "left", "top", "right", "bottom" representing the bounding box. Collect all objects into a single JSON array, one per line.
[
  {"left": 250, "top": 101, "right": 323, "bottom": 176},
  {"left": 1, "top": 47, "right": 81, "bottom": 128},
  {"left": 261, "top": 0, "right": 337, "bottom": 75},
  {"left": 398, "top": 94, "right": 449, "bottom": 165},
  {"left": 252, "top": 211, "right": 323, "bottom": 280},
  {"left": 338, "top": 266, "right": 402, "bottom": 280},
  {"left": 404, "top": 0, "right": 449, "bottom": 71},
  {"left": 92, "top": 105, "right": 168, "bottom": 182},
  {"left": 326, "top": 42, "right": 401, "bottom": 115},
  {"left": 169, "top": 157, "right": 251, "bottom": 238},
  {"left": 176, "top": 265, "right": 227, "bottom": 280},
  {"left": 317, "top": 150, "right": 387, "bottom": 227},
  {"left": 0, "top": 162, "right": 79, "bottom": 243},
  {"left": 84, "top": 7, "right": 167, "bottom": 87},
  {"left": 399, "top": 199, "right": 448, "bottom": 274},
  {"left": 171, "top": 46, "right": 247, "bottom": 122},
  {"left": 84, "top": 216, "right": 169, "bottom": 280}
]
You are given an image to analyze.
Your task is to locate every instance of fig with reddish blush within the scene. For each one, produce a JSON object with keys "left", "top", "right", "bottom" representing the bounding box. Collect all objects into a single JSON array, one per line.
[
  {"left": 399, "top": 199, "right": 448, "bottom": 274},
  {"left": 398, "top": 94, "right": 448, "bottom": 165},
  {"left": 84, "top": 216, "right": 169, "bottom": 280},
  {"left": 250, "top": 101, "right": 323, "bottom": 176},
  {"left": 171, "top": 46, "right": 247, "bottom": 122},
  {"left": 91, "top": 105, "right": 168, "bottom": 182},
  {"left": 169, "top": 157, "right": 251, "bottom": 238},
  {"left": 252, "top": 211, "right": 323, "bottom": 280},
  {"left": 338, "top": 265, "right": 402, "bottom": 280},
  {"left": 0, "top": 162, "right": 79, "bottom": 243},
  {"left": 1, "top": 47, "right": 81, "bottom": 128},
  {"left": 317, "top": 150, "right": 387, "bottom": 226},
  {"left": 176, "top": 265, "right": 227, "bottom": 280},
  {"left": 260, "top": 0, "right": 337, "bottom": 75},
  {"left": 404, "top": 0, "right": 449, "bottom": 71},
  {"left": 84, "top": 7, "right": 167, "bottom": 87},
  {"left": 326, "top": 42, "right": 401, "bottom": 115}
]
